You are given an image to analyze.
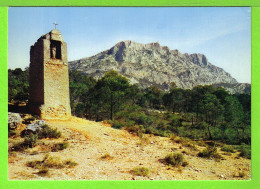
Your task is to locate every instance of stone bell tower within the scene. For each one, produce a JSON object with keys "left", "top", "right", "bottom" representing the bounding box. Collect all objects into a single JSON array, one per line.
[{"left": 29, "top": 28, "right": 71, "bottom": 120}]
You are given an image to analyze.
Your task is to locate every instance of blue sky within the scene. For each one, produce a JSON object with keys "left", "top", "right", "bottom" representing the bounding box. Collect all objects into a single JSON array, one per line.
[{"left": 8, "top": 7, "right": 251, "bottom": 83}]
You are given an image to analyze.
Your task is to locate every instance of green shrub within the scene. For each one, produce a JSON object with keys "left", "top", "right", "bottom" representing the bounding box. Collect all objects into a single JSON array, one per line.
[
  {"left": 196, "top": 140, "right": 206, "bottom": 147},
  {"left": 163, "top": 153, "right": 187, "bottom": 166},
  {"left": 183, "top": 142, "right": 198, "bottom": 151},
  {"left": 171, "top": 136, "right": 182, "bottom": 144},
  {"left": 198, "top": 146, "right": 223, "bottom": 160},
  {"left": 111, "top": 120, "right": 124, "bottom": 129},
  {"left": 24, "top": 133, "right": 38, "bottom": 148},
  {"left": 145, "top": 126, "right": 160, "bottom": 136},
  {"left": 224, "top": 128, "right": 239, "bottom": 144},
  {"left": 64, "top": 160, "right": 78, "bottom": 168},
  {"left": 133, "top": 112, "right": 151, "bottom": 126},
  {"left": 126, "top": 125, "right": 145, "bottom": 138},
  {"left": 196, "top": 121, "right": 208, "bottom": 130},
  {"left": 38, "top": 125, "right": 61, "bottom": 139},
  {"left": 11, "top": 142, "right": 27, "bottom": 151},
  {"left": 221, "top": 145, "right": 235, "bottom": 153},
  {"left": 52, "top": 142, "right": 69, "bottom": 152},
  {"left": 126, "top": 120, "right": 135, "bottom": 127},
  {"left": 130, "top": 167, "right": 150, "bottom": 177},
  {"left": 157, "top": 130, "right": 172, "bottom": 137},
  {"left": 198, "top": 146, "right": 216, "bottom": 158},
  {"left": 239, "top": 143, "right": 251, "bottom": 159}
]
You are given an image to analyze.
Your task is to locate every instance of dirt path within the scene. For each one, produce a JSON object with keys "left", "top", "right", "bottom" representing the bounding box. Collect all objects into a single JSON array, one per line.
[{"left": 8, "top": 116, "right": 251, "bottom": 180}]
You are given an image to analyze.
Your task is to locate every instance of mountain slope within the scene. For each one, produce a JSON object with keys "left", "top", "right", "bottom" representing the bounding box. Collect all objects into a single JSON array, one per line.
[{"left": 69, "top": 40, "right": 249, "bottom": 92}]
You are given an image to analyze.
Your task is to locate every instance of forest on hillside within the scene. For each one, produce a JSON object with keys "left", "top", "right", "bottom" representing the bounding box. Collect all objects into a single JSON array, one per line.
[{"left": 8, "top": 68, "right": 251, "bottom": 156}]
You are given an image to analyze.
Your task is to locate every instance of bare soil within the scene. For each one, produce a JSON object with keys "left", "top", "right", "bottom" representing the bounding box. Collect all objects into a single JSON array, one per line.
[{"left": 8, "top": 116, "right": 251, "bottom": 180}]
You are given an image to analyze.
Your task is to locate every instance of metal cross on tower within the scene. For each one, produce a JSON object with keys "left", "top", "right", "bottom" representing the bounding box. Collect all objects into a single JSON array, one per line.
[{"left": 53, "top": 22, "right": 58, "bottom": 29}]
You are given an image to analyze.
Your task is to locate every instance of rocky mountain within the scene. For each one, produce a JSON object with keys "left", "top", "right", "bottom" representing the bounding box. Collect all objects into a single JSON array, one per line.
[
  {"left": 69, "top": 40, "right": 250, "bottom": 94},
  {"left": 213, "top": 83, "right": 251, "bottom": 95}
]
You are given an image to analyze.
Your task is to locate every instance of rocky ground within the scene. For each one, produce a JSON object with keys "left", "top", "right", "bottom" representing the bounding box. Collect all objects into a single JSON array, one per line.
[{"left": 8, "top": 116, "right": 251, "bottom": 180}]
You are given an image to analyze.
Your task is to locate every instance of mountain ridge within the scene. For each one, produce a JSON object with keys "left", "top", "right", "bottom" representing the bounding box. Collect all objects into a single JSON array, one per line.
[{"left": 69, "top": 40, "right": 250, "bottom": 94}]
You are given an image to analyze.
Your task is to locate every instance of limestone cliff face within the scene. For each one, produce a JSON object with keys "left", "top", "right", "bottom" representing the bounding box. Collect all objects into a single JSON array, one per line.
[{"left": 69, "top": 40, "right": 249, "bottom": 93}]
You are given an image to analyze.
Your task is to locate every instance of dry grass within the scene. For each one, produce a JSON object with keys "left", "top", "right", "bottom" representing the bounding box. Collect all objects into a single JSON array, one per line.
[
  {"left": 26, "top": 154, "right": 78, "bottom": 169},
  {"left": 36, "top": 168, "right": 50, "bottom": 177},
  {"left": 100, "top": 153, "right": 114, "bottom": 160},
  {"left": 9, "top": 116, "right": 251, "bottom": 180},
  {"left": 130, "top": 167, "right": 150, "bottom": 177}
]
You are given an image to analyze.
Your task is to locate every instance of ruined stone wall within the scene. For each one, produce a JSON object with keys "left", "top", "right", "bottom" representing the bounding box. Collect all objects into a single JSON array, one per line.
[
  {"left": 29, "top": 29, "right": 71, "bottom": 120},
  {"left": 29, "top": 39, "right": 44, "bottom": 115}
]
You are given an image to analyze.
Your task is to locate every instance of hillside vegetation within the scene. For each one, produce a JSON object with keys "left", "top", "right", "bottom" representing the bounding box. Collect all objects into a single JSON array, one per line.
[
  {"left": 69, "top": 70, "right": 251, "bottom": 148},
  {"left": 8, "top": 68, "right": 251, "bottom": 150}
]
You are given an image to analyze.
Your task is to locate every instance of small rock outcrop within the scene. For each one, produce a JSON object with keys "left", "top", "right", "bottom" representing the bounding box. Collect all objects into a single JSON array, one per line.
[
  {"left": 8, "top": 112, "right": 22, "bottom": 130},
  {"left": 213, "top": 83, "right": 251, "bottom": 94},
  {"left": 21, "top": 120, "right": 46, "bottom": 137}
]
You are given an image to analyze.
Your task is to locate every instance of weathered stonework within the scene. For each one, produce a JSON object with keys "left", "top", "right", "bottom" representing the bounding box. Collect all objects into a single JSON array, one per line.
[{"left": 29, "top": 29, "right": 71, "bottom": 120}]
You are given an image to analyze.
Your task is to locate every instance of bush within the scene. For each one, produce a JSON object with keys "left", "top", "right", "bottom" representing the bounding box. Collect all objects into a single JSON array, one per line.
[
  {"left": 239, "top": 143, "right": 251, "bottom": 159},
  {"left": 183, "top": 142, "right": 198, "bottom": 151},
  {"left": 224, "top": 128, "right": 239, "bottom": 145},
  {"left": 221, "top": 145, "right": 235, "bottom": 153},
  {"left": 126, "top": 124, "right": 145, "bottom": 138},
  {"left": 64, "top": 160, "right": 78, "bottom": 168},
  {"left": 196, "top": 121, "right": 208, "bottom": 130},
  {"left": 198, "top": 146, "right": 223, "bottom": 160},
  {"left": 111, "top": 120, "right": 124, "bottom": 129},
  {"left": 12, "top": 133, "right": 38, "bottom": 151},
  {"left": 38, "top": 125, "right": 61, "bottom": 139},
  {"left": 131, "top": 112, "right": 151, "bottom": 126},
  {"left": 198, "top": 146, "right": 216, "bottom": 158},
  {"left": 11, "top": 142, "right": 27, "bottom": 151},
  {"left": 24, "top": 133, "right": 38, "bottom": 148},
  {"left": 171, "top": 136, "right": 182, "bottom": 144},
  {"left": 52, "top": 142, "right": 69, "bottom": 152},
  {"left": 196, "top": 140, "right": 206, "bottom": 147},
  {"left": 163, "top": 153, "right": 187, "bottom": 167},
  {"left": 130, "top": 167, "right": 150, "bottom": 177}
]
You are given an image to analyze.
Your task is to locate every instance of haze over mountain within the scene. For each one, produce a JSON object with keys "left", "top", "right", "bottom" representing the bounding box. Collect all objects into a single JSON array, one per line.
[{"left": 69, "top": 40, "right": 250, "bottom": 94}]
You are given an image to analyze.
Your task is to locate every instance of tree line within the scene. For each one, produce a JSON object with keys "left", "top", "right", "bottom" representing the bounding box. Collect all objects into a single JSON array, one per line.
[{"left": 69, "top": 70, "right": 251, "bottom": 145}]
